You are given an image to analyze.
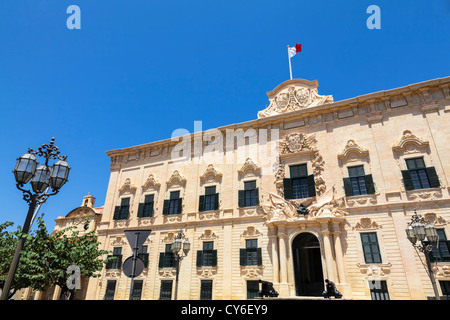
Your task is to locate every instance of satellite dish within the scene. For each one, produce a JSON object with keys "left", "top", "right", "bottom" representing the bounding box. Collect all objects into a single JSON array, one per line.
[{"left": 122, "top": 256, "right": 145, "bottom": 278}]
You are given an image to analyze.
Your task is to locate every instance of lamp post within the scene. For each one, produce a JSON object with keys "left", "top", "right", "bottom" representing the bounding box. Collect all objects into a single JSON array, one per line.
[
  {"left": 171, "top": 227, "right": 190, "bottom": 300},
  {"left": 405, "top": 210, "right": 440, "bottom": 300},
  {"left": 1, "top": 138, "right": 70, "bottom": 300}
]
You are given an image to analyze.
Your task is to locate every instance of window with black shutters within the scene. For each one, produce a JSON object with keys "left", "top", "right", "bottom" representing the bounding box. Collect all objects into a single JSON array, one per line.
[
  {"left": 240, "top": 239, "right": 262, "bottom": 266},
  {"left": 106, "top": 247, "right": 122, "bottom": 269},
  {"left": 104, "top": 280, "right": 116, "bottom": 300},
  {"left": 361, "top": 233, "right": 382, "bottom": 264},
  {"left": 369, "top": 281, "right": 390, "bottom": 300},
  {"left": 402, "top": 157, "right": 440, "bottom": 190},
  {"left": 138, "top": 194, "right": 154, "bottom": 218},
  {"left": 343, "top": 165, "right": 375, "bottom": 197},
  {"left": 200, "top": 280, "right": 213, "bottom": 300},
  {"left": 159, "top": 244, "right": 176, "bottom": 268},
  {"left": 163, "top": 190, "right": 182, "bottom": 215},
  {"left": 199, "top": 186, "right": 219, "bottom": 212},
  {"left": 439, "top": 281, "right": 450, "bottom": 298},
  {"left": 283, "top": 164, "right": 316, "bottom": 200},
  {"left": 247, "top": 280, "right": 260, "bottom": 299},
  {"left": 238, "top": 181, "right": 259, "bottom": 207},
  {"left": 138, "top": 245, "right": 149, "bottom": 268},
  {"left": 159, "top": 280, "right": 173, "bottom": 300},
  {"left": 197, "top": 241, "right": 217, "bottom": 267},
  {"left": 113, "top": 198, "right": 130, "bottom": 220},
  {"left": 130, "top": 280, "right": 143, "bottom": 300},
  {"left": 426, "top": 229, "right": 450, "bottom": 262}
]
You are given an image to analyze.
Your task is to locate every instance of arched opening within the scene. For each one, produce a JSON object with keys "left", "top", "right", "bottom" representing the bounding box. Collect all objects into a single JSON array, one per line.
[{"left": 292, "top": 232, "right": 324, "bottom": 296}]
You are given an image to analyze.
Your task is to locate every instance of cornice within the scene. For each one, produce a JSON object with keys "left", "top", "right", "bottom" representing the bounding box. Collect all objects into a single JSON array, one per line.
[{"left": 105, "top": 77, "right": 450, "bottom": 159}]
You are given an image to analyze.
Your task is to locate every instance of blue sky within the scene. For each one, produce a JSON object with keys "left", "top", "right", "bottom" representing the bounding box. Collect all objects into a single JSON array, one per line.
[{"left": 0, "top": 0, "right": 449, "bottom": 232}]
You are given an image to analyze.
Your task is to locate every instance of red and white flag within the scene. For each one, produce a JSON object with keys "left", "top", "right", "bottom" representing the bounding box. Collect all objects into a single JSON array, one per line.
[{"left": 288, "top": 43, "right": 302, "bottom": 58}]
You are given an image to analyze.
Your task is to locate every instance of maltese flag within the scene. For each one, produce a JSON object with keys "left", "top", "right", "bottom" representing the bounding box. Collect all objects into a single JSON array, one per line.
[{"left": 288, "top": 43, "right": 302, "bottom": 58}]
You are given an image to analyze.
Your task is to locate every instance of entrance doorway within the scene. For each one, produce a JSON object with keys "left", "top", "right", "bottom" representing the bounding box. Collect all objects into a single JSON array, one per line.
[{"left": 292, "top": 232, "right": 324, "bottom": 296}]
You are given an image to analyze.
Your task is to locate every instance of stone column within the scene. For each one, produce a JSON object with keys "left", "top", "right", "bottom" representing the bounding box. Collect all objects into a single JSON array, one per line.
[
  {"left": 277, "top": 225, "right": 288, "bottom": 284},
  {"left": 321, "top": 222, "right": 337, "bottom": 282},
  {"left": 268, "top": 226, "right": 279, "bottom": 284},
  {"left": 331, "top": 221, "right": 347, "bottom": 284}
]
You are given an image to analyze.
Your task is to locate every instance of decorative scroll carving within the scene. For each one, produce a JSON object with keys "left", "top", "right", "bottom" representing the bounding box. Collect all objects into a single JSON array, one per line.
[
  {"left": 241, "top": 266, "right": 264, "bottom": 279},
  {"left": 258, "top": 79, "right": 333, "bottom": 118},
  {"left": 118, "top": 178, "right": 137, "bottom": 194},
  {"left": 238, "top": 158, "right": 261, "bottom": 177},
  {"left": 199, "top": 229, "right": 218, "bottom": 241},
  {"left": 354, "top": 217, "right": 381, "bottom": 231},
  {"left": 241, "top": 226, "right": 262, "bottom": 238},
  {"left": 200, "top": 164, "right": 223, "bottom": 183},
  {"left": 392, "top": 130, "right": 430, "bottom": 155},
  {"left": 338, "top": 140, "right": 369, "bottom": 162},
  {"left": 280, "top": 132, "right": 316, "bottom": 154},
  {"left": 166, "top": 170, "right": 186, "bottom": 188},
  {"left": 141, "top": 174, "right": 161, "bottom": 190},
  {"left": 424, "top": 213, "right": 447, "bottom": 226}
]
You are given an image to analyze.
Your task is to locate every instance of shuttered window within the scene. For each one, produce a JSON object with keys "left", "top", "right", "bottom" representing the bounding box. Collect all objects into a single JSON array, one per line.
[
  {"left": 106, "top": 247, "right": 122, "bottom": 269},
  {"left": 137, "top": 194, "right": 154, "bottom": 218},
  {"left": 343, "top": 166, "right": 375, "bottom": 196},
  {"left": 402, "top": 157, "right": 440, "bottom": 190},
  {"left": 104, "top": 280, "right": 116, "bottom": 300},
  {"left": 199, "top": 186, "right": 219, "bottom": 211},
  {"left": 361, "top": 232, "right": 382, "bottom": 264},
  {"left": 130, "top": 280, "right": 143, "bottom": 300},
  {"left": 283, "top": 164, "right": 316, "bottom": 199},
  {"left": 159, "top": 280, "right": 173, "bottom": 300},
  {"left": 240, "top": 239, "right": 262, "bottom": 266},
  {"left": 238, "top": 181, "right": 259, "bottom": 207},
  {"left": 369, "top": 281, "right": 390, "bottom": 300},
  {"left": 159, "top": 244, "right": 176, "bottom": 268},
  {"left": 197, "top": 241, "right": 217, "bottom": 267},
  {"left": 163, "top": 191, "right": 182, "bottom": 215},
  {"left": 113, "top": 198, "right": 130, "bottom": 220},
  {"left": 200, "top": 280, "right": 213, "bottom": 300}
]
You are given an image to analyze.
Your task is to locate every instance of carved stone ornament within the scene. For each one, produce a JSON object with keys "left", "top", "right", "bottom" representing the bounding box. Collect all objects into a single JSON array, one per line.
[
  {"left": 354, "top": 217, "right": 381, "bottom": 231},
  {"left": 257, "top": 79, "right": 333, "bottom": 118},
  {"left": 141, "top": 174, "right": 161, "bottom": 190},
  {"left": 392, "top": 130, "right": 430, "bottom": 155},
  {"left": 199, "top": 229, "right": 218, "bottom": 241},
  {"left": 200, "top": 164, "right": 223, "bottom": 182},
  {"left": 338, "top": 140, "right": 369, "bottom": 162},
  {"left": 166, "top": 170, "right": 187, "bottom": 187},
  {"left": 242, "top": 226, "right": 262, "bottom": 238},
  {"left": 280, "top": 132, "right": 316, "bottom": 154},
  {"left": 118, "top": 178, "right": 137, "bottom": 194},
  {"left": 238, "top": 158, "right": 261, "bottom": 176}
]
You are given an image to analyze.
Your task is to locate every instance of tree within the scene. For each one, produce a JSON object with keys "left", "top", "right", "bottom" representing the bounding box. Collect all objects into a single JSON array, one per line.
[{"left": 0, "top": 217, "right": 112, "bottom": 300}]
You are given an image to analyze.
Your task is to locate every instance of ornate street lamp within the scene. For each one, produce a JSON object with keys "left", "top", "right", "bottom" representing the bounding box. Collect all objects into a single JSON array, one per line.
[
  {"left": 1, "top": 138, "right": 70, "bottom": 300},
  {"left": 171, "top": 227, "right": 190, "bottom": 300},
  {"left": 405, "top": 210, "right": 440, "bottom": 300}
]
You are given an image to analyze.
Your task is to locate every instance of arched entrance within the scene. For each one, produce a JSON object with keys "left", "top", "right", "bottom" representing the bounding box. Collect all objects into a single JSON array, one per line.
[{"left": 292, "top": 232, "right": 324, "bottom": 296}]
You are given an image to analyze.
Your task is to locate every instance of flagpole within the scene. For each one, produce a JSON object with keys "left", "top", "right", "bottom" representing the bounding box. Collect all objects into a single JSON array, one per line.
[{"left": 287, "top": 45, "right": 293, "bottom": 80}]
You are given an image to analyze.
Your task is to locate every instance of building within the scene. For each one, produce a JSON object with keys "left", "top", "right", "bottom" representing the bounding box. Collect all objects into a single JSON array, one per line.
[{"left": 21, "top": 77, "right": 450, "bottom": 300}]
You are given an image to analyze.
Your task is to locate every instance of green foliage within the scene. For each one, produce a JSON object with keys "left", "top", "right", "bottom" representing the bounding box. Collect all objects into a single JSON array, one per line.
[{"left": 0, "top": 217, "right": 112, "bottom": 299}]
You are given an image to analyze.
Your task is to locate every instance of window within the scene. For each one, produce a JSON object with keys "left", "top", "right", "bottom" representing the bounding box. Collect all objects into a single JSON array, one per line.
[
  {"left": 197, "top": 241, "right": 217, "bottom": 267},
  {"left": 163, "top": 191, "right": 182, "bottom": 215},
  {"left": 159, "top": 280, "right": 173, "bottom": 300},
  {"left": 138, "top": 245, "right": 149, "bottom": 268},
  {"left": 113, "top": 198, "right": 130, "bottom": 220},
  {"left": 137, "top": 194, "right": 154, "bottom": 218},
  {"left": 130, "top": 280, "right": 143, "bottom": 300},
  {"left": 247, "top": 280, "right": 260, "bottom": 299},
  {"left": 240, "top": 239, "right": 262, "bottom": 266},
  {"left": 361, "top": 233, "right": 382, "bottom": 264},
  {"left": 343, "top": 165, "right": 375, "bottom": 196},
  {"left": 402, "top": 157, "right": 440, "bottom": 190},
  {"left": 159, "top": 244, "right": 176, "bottom": 268},
  {"left": 369, "top": 281, "right": 390, "bottom": 300},
  {"left": 426, "top": 229, "right": 450, "bottom": 262},
  {"left": 439, "top": 281, "right": 450, "bottom": 298},
  {"left": 106, "top": 247, "right": 122, "bottom": 269},
  {"left": 199, "top": 186, "right": 219, "bottom": 212},
  {"left": 104, "top": 280, "right": 116, "bottom": 300},
  {"left": 283, "top": 164, "right": 316, "bottom": 200},
  {"left": 200, "top": 280, "right": 213, "bottom": 300},
  {"left": 238, "top": 181, "right": 259, "bottom": 207}
]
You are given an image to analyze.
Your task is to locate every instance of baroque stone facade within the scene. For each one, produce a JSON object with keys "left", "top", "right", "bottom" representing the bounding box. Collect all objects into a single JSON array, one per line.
[{"left": 20, "top": 77, "right": 450, "bottom": 300}]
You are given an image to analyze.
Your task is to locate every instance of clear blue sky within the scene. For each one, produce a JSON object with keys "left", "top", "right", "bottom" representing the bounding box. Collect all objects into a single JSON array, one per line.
[{"left": 0, "top": 0, "right": 449, "bottom": 232}]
